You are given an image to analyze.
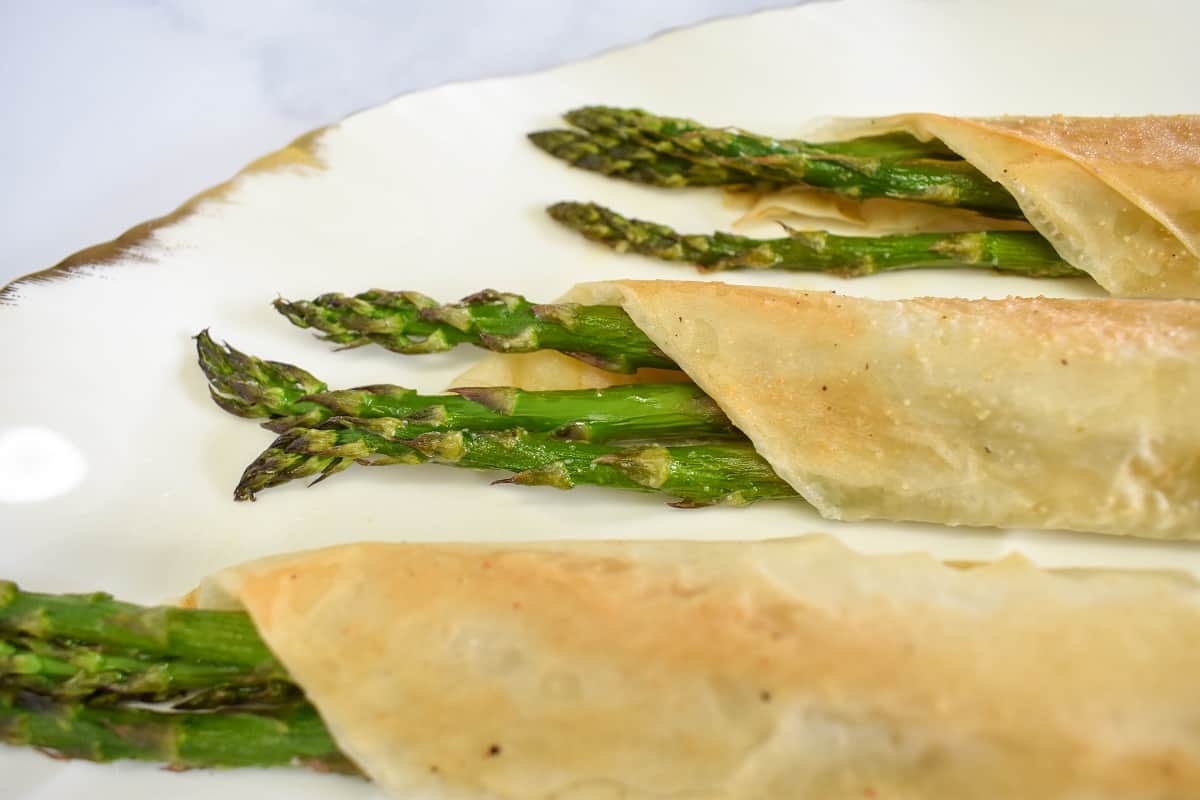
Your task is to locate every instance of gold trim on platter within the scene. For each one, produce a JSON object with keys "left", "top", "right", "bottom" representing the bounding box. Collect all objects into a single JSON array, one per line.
[{"left": 0, "top": 126, "right": 330, "bottom": 303}]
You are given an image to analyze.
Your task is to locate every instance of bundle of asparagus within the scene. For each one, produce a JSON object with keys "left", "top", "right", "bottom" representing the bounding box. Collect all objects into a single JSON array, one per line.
[
  {"left": 197, "top": 330, "right": 795, "bottom": 506},
  {"left": 243, "top": 281, "right": 1200, "bottom": 540},
  {"left": 0, "top": 580, "right": 353, "bottom": 772},
  {"left": 529, "top": 107, "right": 1085, "bottom": 280}
]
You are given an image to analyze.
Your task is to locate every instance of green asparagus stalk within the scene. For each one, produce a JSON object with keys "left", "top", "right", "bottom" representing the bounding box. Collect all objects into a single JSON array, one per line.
[
  {"left": 0, "top": 581, "right": 284, "bottom": 675},
  {"left": 0, "top": 637, "right": 299, "bottom": 708},
  {"left": 401, "top": 427, "right": 795, "bottom": 507},
  {"left": 0, "top": 690, "right": 355, "bottom": 772},
  {"left": 537, "top": 107, "right": 1022, "bottom": 218},
  {"left": 548, "top": 201, "right": 1082, "bottom": 279},
  {"left": 274, "top": 289, "right": 676, "bottom": 373},
  {"left": 198, "top": 332, "right": 735, "bottom": 440},
  {"left": 236, "top": 419, "right": 797, "bottom": 507},
  {"left": 564, "top": 106, "right": 964, "bottom": 162},
  {"left": 528, "top": 126, "right": 962, "bottom": 191}
]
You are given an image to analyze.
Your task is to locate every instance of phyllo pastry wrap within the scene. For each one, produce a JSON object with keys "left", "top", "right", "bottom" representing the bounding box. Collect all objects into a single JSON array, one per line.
[
  {"left": 187, "top": 537, "right": 1200, "bottom": 799},
  {"left": 455, "top": 280, "right": 1200, "bottom": 538}
]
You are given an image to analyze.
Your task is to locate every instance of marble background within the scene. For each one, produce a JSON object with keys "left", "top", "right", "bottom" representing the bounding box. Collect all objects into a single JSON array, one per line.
[{"left": 1, "top": 0, "right": 797, "bottom": 287}]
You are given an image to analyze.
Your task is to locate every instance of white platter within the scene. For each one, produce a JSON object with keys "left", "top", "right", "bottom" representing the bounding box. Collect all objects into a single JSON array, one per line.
[{"left": 2, "top": 1, "right": 1198, "bottom": 796}]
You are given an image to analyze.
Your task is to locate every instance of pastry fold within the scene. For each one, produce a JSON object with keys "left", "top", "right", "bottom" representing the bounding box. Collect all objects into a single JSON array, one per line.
[
  {"left": 188, "top": 537, "right": 1200, "bottom": 799},
  {"left": 454, "top": 281, "right": 1200, "bottom": 538}
]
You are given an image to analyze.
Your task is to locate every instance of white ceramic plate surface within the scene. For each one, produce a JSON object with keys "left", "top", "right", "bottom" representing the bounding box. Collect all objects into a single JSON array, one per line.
[{"left": 2, "top": 1, "right": 1198, "bottom": 796}]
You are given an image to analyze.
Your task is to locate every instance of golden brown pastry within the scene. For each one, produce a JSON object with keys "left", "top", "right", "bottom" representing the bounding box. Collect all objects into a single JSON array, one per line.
[
  {"left": 189, "top": 536, "right": 1200, "bottom": 799},
  {"left": 455, "top": 280, "right": 1200, "bottom": 539}
]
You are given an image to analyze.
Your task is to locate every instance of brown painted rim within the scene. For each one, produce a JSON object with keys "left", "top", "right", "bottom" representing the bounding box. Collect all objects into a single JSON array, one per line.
[{"left": 0, "top": 126, "right": 329, "bottom": 303}]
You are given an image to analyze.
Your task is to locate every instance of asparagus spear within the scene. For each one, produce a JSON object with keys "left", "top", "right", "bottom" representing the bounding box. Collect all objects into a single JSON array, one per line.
[
  {"left": 538, "top": 107, "right": 1023, "bottom": 218},
  {"left": 548, "top": 201, "right": 1082, "bottom": 279},
  {"left": 0, "top": 637, "right": 299, "bottom": 708},
  {"left": 274, "top": 289, "right": 676, "bottom": 373},
  {"left": 236, "top": 419, "right": 797, "bottom": 507},
  {"left": 403, "top": 427, "right": 796, "bottom": 507},
  {"left": 528, "top": 126, "right": 960, "bottom": 191},
  {"left": 198, "top": 332, "right": 735, "bottom": 440},
  {"left": 0, "top": 690, "right": 354, "bottom": 772},
  {"left": 564, "top": 106, "right": 964, "bottom": 161},
  {"left": 0, "top": 581, "right": 283, "bottom": 675}
]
